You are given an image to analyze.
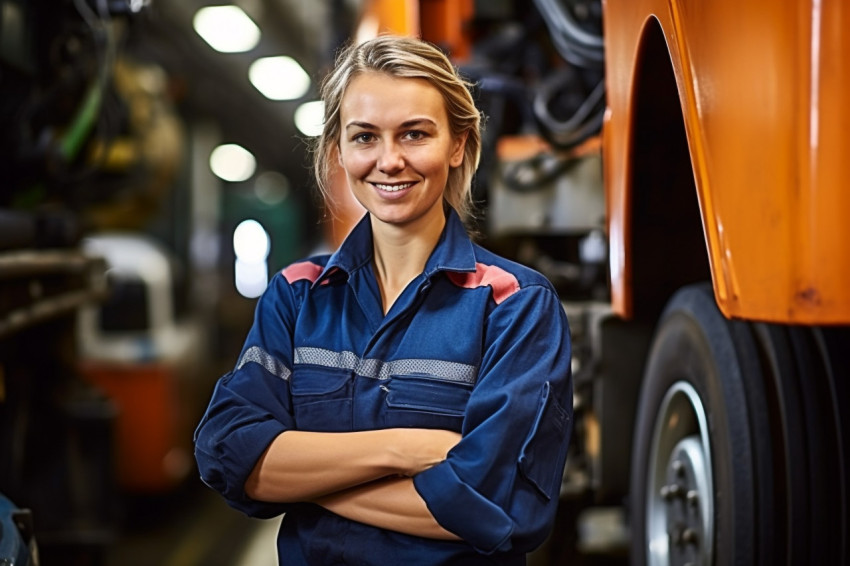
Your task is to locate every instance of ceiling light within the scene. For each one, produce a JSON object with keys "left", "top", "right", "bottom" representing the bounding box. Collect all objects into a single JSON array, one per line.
[
  {"left": 210, "top": 143, "right": 256, "bottom": 182},
  {"left": 233, "top": 219, "right": 270, "bottom": 263},
  {"left": 193, "top": 5, "right": 261, "bottom": 53},
  {"left": 249, "top": 56, "right": 310, "bottom": 101},
  {"left": 294, "top": 100, "right": 325, "bottom": 137},
  {"left": 234, "top": 258, "right": 268, "bottom": 299},
  {"left": 233, "top": 219, "right": 270, "bottom": 299}
]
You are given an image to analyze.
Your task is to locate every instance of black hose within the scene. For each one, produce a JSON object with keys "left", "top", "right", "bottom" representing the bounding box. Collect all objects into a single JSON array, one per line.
[
  {"left": 532, "top": 0, "right": 604, "bottom": 69},
  {"left": 533, "top": 67, "right": 605, "bottom": 150}
]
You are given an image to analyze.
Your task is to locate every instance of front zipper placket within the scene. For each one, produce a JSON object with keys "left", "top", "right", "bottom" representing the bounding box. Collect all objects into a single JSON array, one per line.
[
  {"left": 361, "top": 272, "right": 434, "bottom": 356},
  {"left": 346, "top": 261, "right": 385, "bottom": 335}
]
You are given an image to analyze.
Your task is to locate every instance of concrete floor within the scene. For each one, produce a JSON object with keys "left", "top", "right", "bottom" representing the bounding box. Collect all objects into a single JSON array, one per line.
[{"left": 104, "top": 479, "right": 260, "bottom": 566}]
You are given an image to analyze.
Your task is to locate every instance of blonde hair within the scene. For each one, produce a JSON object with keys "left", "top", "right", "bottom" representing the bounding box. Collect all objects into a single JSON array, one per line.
[{"left": 313, "top": 34, "right": 482, "bottom": 226}]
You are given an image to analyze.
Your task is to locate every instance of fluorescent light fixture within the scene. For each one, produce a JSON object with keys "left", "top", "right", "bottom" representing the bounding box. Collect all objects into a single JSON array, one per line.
[
  {"left": 128, "top": 0, "right": 150, "bottom": 13},
  {"left": 233, "top": 219, "right": 270, "bottom": 298},
  {"left": 193, "top": 5, "right": 260, "bottom": 53},
  {"left": 294, "top": 100, "right": 325, "bottom": 137},
  {"left": 233, "top": 219, "right": 270, "bottom": 263},
  {"left": 210, "top": 143, "right": 256, "bottom": 182},
  {"left": 249, "top": 56, "right": 310, "bottom": 100},
  {"left": 234, "top": 257, "right": 268, "bottom": 298}
]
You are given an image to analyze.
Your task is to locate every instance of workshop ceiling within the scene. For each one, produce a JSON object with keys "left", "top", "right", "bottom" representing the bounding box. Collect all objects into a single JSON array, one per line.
[{"left": 125, "top": 1, "right": 364, "bottom": 190}]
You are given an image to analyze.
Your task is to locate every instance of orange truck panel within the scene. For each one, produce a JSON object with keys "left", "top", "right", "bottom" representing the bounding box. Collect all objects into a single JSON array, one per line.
[
  {"left": 604, "top": 0, "right": 850, "bottom": 324},
  {"left": 357, "top": 0, "right": 420, "bottom": 41},
  {"left": 420, "top": 0, "right": 475, "bottom": 60}
]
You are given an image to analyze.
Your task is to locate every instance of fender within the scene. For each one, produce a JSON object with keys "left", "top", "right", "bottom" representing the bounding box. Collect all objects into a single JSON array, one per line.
[{"left": 603, "top": 0, "right": 850, "bottom": 324}]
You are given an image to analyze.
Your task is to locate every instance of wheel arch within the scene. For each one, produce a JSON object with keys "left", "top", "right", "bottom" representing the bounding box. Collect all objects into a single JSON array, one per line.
[{"left": 622, "top": 17, "right": 712, "bottom": 323}]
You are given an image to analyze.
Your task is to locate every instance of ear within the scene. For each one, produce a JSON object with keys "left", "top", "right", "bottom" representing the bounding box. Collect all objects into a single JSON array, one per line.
[{"left": 449, "top": 131, "right": 469, "bottom": 168}]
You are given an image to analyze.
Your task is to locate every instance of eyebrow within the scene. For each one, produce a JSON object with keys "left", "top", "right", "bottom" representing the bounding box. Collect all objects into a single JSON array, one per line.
[
  {"left": 344, "top": 118, "right": 438, "bottom": 131},
  {"left": 401, "top": 118, "right": 437, "bottom": 128}
]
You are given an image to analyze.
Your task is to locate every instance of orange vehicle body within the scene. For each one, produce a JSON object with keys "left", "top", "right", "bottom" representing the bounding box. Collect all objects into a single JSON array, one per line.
[
  {"left": 603, "top": 0, "right": 850, "bottom": 325},
  {"left": 358, "top": 0, "right": 473, "bottom": 57}
]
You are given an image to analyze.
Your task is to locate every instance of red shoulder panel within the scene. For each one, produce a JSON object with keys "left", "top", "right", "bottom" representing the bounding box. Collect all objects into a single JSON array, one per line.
[
  {"left": 281, "top": 261, "right": 324, "bottom": 284},
  {"left": 446, "top": 262, "right": 520, "bottom": 305}
]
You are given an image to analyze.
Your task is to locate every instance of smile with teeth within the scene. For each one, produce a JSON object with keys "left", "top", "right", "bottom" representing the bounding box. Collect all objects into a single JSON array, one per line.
[{"left": 373, "top": 182, "right": 414, "bottom": 192}]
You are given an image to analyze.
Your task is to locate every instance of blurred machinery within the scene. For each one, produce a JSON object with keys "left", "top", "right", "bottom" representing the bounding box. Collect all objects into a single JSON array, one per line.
[
  {"left": 0, "top": 0, "right": 195, "bottom": 563},
  {"left": 76, "top": 233, "right": 204, "bottom": 493},
  {"left": 0, "top": 245, "right": 112, "bottom": 564},
  {"left": 0, "top": 493, "right": 37, "bottom": 565}
]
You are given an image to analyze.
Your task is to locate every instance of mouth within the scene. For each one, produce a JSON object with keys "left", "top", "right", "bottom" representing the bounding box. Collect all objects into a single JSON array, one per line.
[{"left": 372, "top": 181, "right": 415, "bottom": 193}]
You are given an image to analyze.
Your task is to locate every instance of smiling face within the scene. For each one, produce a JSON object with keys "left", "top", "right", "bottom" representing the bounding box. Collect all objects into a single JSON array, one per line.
[{"left": 337, "top": 71, "right": 466, "bottom": 234}]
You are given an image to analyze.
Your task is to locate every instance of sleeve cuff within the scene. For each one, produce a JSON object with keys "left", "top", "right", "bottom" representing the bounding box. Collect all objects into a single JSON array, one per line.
[
  {"left": 413, "top": 462, "right": 514, "bottom": 554},
  {"left": 197, "top": 418, "right": 288, "bottom": 515}
]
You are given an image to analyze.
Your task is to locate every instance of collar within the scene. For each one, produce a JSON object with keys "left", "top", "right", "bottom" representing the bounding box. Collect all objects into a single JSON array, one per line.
[{"left": 314, "top": 208, "right": 477, "bottom": 287}]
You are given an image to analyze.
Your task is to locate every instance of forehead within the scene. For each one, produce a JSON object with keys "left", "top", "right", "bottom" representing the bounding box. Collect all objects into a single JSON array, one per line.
[{"left": 340, "top": 71, "right": 448, "bottom": 124}]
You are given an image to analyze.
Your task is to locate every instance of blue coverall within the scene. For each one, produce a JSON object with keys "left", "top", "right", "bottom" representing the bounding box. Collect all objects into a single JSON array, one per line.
[{"left": 194, "top": 209, "right": 573, "bottom": 565}]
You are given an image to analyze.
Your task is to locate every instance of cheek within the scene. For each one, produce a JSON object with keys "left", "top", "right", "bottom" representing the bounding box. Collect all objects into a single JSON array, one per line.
[
  {"left": 340, "top": 149, "right": 373, "bottom": 178},
  {"left": 421, "top": 153, "right": 453, "bottom": 179}
]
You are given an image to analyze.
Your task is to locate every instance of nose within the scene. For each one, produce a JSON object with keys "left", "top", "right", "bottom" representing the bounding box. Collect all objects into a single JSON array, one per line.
[{"left": 377, "top": 140, "right": 405, "bottom": 174}]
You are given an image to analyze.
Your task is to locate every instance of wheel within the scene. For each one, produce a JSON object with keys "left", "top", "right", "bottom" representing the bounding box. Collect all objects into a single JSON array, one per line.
[
  {"left": 630, "top": 283, "right": 850, "bottom": 566},
  {"left": 629, "top": 283, "right": 776, "bottom": 566}
]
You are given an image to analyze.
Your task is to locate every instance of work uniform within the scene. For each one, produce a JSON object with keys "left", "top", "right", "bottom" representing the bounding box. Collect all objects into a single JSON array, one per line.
[{"left": 194, "top": 209, "right": 573, "bottom": 565}]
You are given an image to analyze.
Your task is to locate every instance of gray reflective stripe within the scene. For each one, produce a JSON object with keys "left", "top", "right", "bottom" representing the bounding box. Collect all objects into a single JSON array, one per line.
[
  {"left": 294, "top": 347, "right": 477, "bottom": 385},
  {"left": 237, "top": 346, "right": 292, "bottom": 381},
  {"left": 294, "top": 348, "right": 360, "bottom": 372}
]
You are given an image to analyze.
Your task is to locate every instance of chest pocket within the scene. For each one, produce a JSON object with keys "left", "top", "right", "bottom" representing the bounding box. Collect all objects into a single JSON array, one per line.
[
  {"left": 384, "top": 374, "right": 471, "bottom": 432},
  {"left": 290, "top": 365, "right": 353, "bottom": 431}
]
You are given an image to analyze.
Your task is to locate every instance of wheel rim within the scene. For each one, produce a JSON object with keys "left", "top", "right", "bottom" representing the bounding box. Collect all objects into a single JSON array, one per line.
[{"left": 646, "top": 381, "right": 714, "bottom": 566}]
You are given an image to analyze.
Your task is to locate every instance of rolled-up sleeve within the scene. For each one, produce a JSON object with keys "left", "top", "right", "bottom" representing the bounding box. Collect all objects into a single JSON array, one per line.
[
  {"left": 194, "top": 274, "right": 298, "bottom": 517},
  {"left": 413, "top": 284, "right": 573, "bottom": 554}
]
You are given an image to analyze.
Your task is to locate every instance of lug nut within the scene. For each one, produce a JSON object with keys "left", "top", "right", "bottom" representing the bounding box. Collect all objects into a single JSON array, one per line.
[
  {"left": 682, "top": 528, "right": 699, "bottom": 545},
  {"left": 661, "top": 483, "right": 683, "bottom": 500}
]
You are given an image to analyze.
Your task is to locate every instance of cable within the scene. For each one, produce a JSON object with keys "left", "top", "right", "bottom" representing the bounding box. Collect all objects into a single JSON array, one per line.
[
  {"left": 531, "top": 0, "right": 604, "bottom": 69},
  {"left": 533, "top": 67, "right": 605, "bottom": 150}
]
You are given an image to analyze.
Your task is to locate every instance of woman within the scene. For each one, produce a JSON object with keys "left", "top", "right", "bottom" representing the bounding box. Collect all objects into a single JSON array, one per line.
[{"left": 194, "top": 34, "right": 573, "bottom": 565}]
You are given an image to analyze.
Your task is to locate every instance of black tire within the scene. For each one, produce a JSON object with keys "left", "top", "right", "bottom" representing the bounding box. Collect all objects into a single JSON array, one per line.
[
  {"left": 813, "top": 327, "right": 850, "bottom": 564},
  {"left": 750, "top": 324, "right": 850, "bottom": 564},
  {"left": 629, "top": 283, "right": 776, "bottom": 566}
]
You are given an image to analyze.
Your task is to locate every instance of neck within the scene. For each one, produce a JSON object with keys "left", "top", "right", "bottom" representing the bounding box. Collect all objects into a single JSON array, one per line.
[{"left": 370, "top": 211, "right": 445, "bottom": 314}]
